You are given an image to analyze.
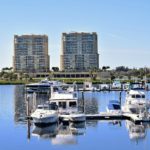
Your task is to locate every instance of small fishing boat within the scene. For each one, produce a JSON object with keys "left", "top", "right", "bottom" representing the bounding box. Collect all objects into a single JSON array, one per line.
[{"left": 106, "top": 100, "right": 121, "bottom": 113}]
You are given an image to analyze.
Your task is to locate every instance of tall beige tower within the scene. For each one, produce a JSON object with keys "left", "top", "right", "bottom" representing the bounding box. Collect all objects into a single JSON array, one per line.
[
  {"left": 13, "top": 35, "right": 49, "bottom": 73},
  {"left": 60, "top": 32, "right": 99, "bottom": 71}
]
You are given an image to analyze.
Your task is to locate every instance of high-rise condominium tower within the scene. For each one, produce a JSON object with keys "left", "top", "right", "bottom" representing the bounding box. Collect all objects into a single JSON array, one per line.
[
  {"left": 13, "top": 35, "right": 49, "bottom": 73},
  {"left": 60, "top": 32, "right": 99, "bottom": 71}
]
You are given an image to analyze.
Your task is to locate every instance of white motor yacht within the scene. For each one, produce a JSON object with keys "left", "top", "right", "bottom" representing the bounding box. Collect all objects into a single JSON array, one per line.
[
  {"left": 26, "top": 78, "right": 66, "bottom": 93},
  {"left": 122, "top": 90, "right": 150, "bottom": 114},
  {"left": 49, "top": 85, "right": 85, "bottom": 122},
  {"left": 31, "top": 104, "right": 58, "bottom": 126},
  {"left": 50, "top": 99, "right": 86, "bottom": 122},
  {"left": 50, "top": 84, "right": 78, "bottom": 101}
]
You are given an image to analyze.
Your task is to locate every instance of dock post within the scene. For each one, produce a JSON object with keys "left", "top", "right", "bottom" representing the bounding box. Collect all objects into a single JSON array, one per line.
[
  {"left": 82, "top": 91, "right": 85, "bottom": 113},
  {"left": 119, "top": 91, "right": 122, "bottom": 106},
  {"left": 26, "top": 95, "right": 30, "bottom": 117},
  {"left": 33, "top": 92, "right": 37, "bottom": 111},
  {"left": 27, "top": 119, "right": 31, "bottom": 141}
]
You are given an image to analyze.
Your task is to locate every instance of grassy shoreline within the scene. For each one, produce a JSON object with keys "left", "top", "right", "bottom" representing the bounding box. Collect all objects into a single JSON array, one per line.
[
  {"left": 0, "top": 78, "right": 107, "bottom": 85},
  {"left": 0, "top": 78, "right": 145, "bottom": 85}
]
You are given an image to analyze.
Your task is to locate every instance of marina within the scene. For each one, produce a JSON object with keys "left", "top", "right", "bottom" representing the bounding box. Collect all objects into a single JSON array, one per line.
[
  {"left": 25, "top": 81, "right": 150, "bottom": 125},
  {"left": 1, "top": 85, "right": 150, "bottom": 150}
]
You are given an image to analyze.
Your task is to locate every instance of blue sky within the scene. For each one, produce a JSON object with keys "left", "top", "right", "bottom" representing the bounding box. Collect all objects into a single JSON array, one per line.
[{"left": 0, "top": 0, "right": 150, "bottom": 69}]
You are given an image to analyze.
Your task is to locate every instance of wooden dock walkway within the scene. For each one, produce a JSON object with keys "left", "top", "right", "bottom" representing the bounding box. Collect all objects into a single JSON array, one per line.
[
  {"left": 85, "top": 112, "right": 127, "bottom": 120},
  {"left": 27, "top": 112, "right": 150, "bottom": 124},
  {"left": 85, "top": 112, "right": 150, "bottom": 124}
]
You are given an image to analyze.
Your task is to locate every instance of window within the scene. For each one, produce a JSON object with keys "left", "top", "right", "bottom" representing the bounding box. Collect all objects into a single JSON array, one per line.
[
  {"left": 69, "top": 102, "right": 77, "bottom": 107},
  {"left": 74, "top": 93, "right": 77, "bottom": 98},
  {"left": 136, "top": 95, "right": 141, "bottom": 98},
  {"left": 59, "top": 102, "right": 66, "bottom": 109}
]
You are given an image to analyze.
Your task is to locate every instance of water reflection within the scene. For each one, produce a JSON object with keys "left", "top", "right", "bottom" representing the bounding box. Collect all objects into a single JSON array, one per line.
[
  {"left": 13, "top": 85, "right": 150, "bottom": 145},
  {"left": 14, "top": 85, "right": 50, "bottom": 124},
  {"left": 51, "top": 124, "right": 77, "bottom": 145},
  {"left": 32, "top": 123, "right": 58, "bottom": 139},
  {"left": 14, "top": 85, "right": 26, "bottom": 123},
  {"left": 69, "top": 122, "right": 86, "bottom": 135},
  {"left": 31, "top": 122, "right": 86, "bottom": 145},
  {"left": 108, "top": 120, "right": 122, "bottom": 126},
  {"left": 86, "top": 120, "right": 98, "bottom": 127},
  {"left": 125, "top": 121, "right": 147, "bottom": 141}
]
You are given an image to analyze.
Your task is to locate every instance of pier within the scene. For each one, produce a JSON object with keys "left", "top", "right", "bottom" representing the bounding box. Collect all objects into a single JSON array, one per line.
[{"left": 27, "top": 112, "right": 150, "bottom": 124}]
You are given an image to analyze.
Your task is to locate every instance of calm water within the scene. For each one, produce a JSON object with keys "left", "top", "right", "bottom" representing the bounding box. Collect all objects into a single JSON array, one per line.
[{"left": 1, "top": 85, "right": 150, "bottom": 150}]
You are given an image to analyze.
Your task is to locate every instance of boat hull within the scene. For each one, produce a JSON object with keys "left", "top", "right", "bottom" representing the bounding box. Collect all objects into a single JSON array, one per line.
[
  {"left": 70, "top": 114, "right": 86, "bottom": 122},
  {"left": 122, "top": 104, "right": 149, "bottom": 114},
  {"left": 60, "top": 114, "right": 86, "bottom": 123},
  {"left": 33, "top": 115, "right": 58, "bottom": 126}
]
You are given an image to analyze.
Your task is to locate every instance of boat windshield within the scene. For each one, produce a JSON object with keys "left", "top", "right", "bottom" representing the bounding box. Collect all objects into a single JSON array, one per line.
[
  {"left": 113, "top": 104, "right": 121, "bottom": 110},
  {"left": 37, "top": 105, "right": 49, "bottom": 109}
]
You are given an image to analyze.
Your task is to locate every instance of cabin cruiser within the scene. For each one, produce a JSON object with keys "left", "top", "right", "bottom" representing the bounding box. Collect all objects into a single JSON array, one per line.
[
  {"left": 31, "top": 104, "right": 58, "bottom": 126},
  {"left": 50, "top": 99, "right": 86, "bottom": 122},
  {"left": 26, "top": 78, "right": 65, "bottom": 93},
  {"left": 50, "top": 84, "right": 78, "bottom": 101},
  {"left": 106, "top": 100, "right": 121, "bottom": 113},
  {"left": 122, "top": 90, "right": 150, "bottom": 114},
  {"left": 49, "top": 85, "right": 85, "bottom": 122}
]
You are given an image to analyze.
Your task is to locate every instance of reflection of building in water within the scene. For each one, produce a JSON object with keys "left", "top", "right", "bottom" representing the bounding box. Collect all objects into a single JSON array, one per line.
[
  {"left": 84, "top": 97, "right": 99, "bottom": 114},
  {"left": 14, "top": 85, "right": 26, "bottom": 123},
  {"left": 14, "top": 85, "right": 49, "bottom": 123},
  {"left": 26, "top": 93, "right": 49, "bottom": 113},
  {"left": 125, "top": 121, "right": 147, "bottom": 141}
]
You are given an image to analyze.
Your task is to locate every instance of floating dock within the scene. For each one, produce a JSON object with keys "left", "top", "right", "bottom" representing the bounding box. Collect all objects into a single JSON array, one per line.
[
  {"left": 85, "top": 112, "right": 150, "bottom": 124},
  {"left": 85, "top": 112, "right": 127, "bottom": 120},
  {"left": 27, "top": 112, "right": 150, "bottom": 124}
]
